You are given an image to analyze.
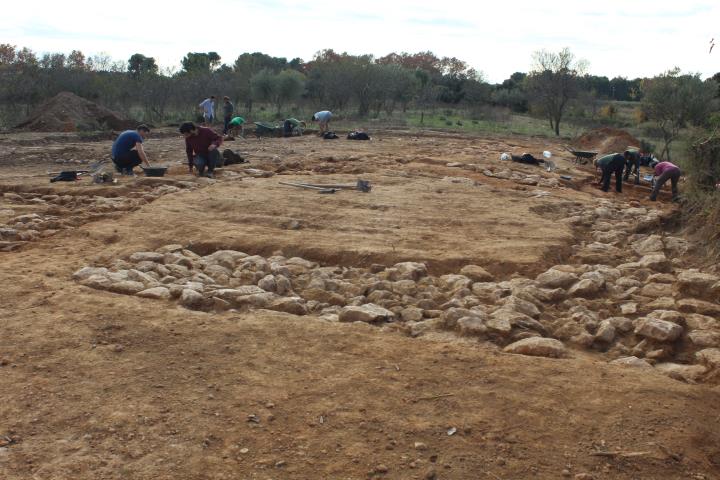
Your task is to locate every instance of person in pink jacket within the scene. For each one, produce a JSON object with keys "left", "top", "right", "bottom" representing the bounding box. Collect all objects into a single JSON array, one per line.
[{"left": 650, "top": 161, "right": 681, "bottom": 202}]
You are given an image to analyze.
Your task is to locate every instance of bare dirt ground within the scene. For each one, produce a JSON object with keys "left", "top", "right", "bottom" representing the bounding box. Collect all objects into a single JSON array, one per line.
[{"left": 1, "top": 128, "right": 719, "bottom": 480}]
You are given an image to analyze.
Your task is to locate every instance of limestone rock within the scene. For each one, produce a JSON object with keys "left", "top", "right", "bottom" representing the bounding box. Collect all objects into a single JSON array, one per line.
[
  {"left": 640, "top": 283, "right": 674, "bottom": 298},
  {"left": 536, "top": 269, "right": 579, "bottom": 289},
  {"left": 108, "top": 280, "right": 146, "bottom": 295},
  {"left": 644, "top": 297, "right": 676, "bottom": 311},
  {"left": 73, "top": 266, "right": 109, "bottom": 281},
  {"left": 457, "top": 316, "right": 488, "bottom": 337},
  {"left": 503, "top": 337, "right": 567, "bottom": 358},
  {"left": 634, "top": 318, "right": 683, "bottom": 342},
  {"left": 439, "top": 274, "right": 472, "bottom": 291},
  {"left": 677, "top": 298, "right": 720, "bottom": 316},
  {"left": 606, "top": 316, "right": 634, "bottom": 333},
  {"left": 677, "top": 270, "right": 720, "bottom": 298},
  {"left": 270, "top": 297, "right": 308, "bottom": 315},
  {"left": 595, "top": 320, "right": 616, "bottom": 343},
  {"left": 609, "top": 356, "right": 652, "bottom": 369},
  {"left": 567, "top": 277, "right": 604, "bottom": 298},
  {"left": 258, "top": 274, "right": 277, "bottom": 293},
  {"left": 81, "top": 274, "right": 112, "bottom": 290},
  {"left": 136, "top": 286, "right": 171, "bottom": 300},
  {"left": 181, "top": 288, "right": 205, "bottom": 308},
  {"left": 339, "top": 304, "right": 395, "bottom": 323},
  {"left": 631, "top": 235, "right": 664, "bottom": 256},
  {"left": 401, "top": 307, "right": 424, "bottom": 322},
  {"left": 392, "top": 262, "right": 428, "bottom": 281},
  {"left": 620, "top": 303, "right": 637, "bottom": 315},
  {"left": 696, "top": 348, "right": 720, "bottom": 369},
  {"left": 483, "top": 309, "right": 515, "bottom": 335},
  {"left": 459, "top": 265, "right": 494, "bottom": 282},
  {"left": 501, "top": 295, "right": 541, "bottom": 318},
  {"left": 687, "top": 330, "right": 720, "bottom": 348},
  {"left": 638, "top": 254, "right": 671, "bottom": 273},
  {"left": 684, "top": 313, "right": 719, "bottom": 330},
  {"left": 654, "top": 363, "right": 707, "bottom": 382},
  {"left": 129, "top": 251, "right": 165, "bottom": 263}
]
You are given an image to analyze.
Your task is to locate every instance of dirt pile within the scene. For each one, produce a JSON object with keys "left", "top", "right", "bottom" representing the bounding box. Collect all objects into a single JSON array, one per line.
[
  {"left": 575, "top": 127, "right": 640, "bottom": 154},
  {"left": 15, "top": 92, "right": 136, "bottom": 132}
]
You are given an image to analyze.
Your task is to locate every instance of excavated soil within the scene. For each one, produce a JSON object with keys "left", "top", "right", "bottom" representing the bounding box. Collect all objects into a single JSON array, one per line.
[
  {"left": 14, "top": 92, "right": 136, "bottom": 132},
  {"left": 1, "top": 128, "right": 719, "bottom": 480},
  {"left": 575, "top": 128, "right": 642, "bottom": 155}
]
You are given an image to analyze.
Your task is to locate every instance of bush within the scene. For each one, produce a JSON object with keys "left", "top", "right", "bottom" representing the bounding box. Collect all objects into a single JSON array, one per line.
[
  {"left": 599, "top": 104, "right": 616, "bottom": 119},
  {"left": 680, "top": 131, "right": 720, "bottom": 254}
]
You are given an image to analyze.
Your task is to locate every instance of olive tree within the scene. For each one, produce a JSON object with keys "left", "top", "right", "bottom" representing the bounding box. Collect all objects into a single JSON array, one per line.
[{"left": 641, "top": 68, "right": 717, "bottom": 160}]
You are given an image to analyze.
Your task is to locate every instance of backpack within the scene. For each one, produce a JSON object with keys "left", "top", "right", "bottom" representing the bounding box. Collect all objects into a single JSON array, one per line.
[
  {"left": 347, "top": 131, "right": 370, "bottom": 140},
  {"left": 323, "top": 131, "right": 339, "bottom": 140}
]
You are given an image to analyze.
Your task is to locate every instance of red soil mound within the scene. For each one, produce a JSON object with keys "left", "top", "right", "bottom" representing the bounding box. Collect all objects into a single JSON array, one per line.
[
  {"left": 575, "top": 127, "right": 641, "bottom": 154},
  {"left": 15, "top": 92, "right": 136, "bottom": 132}
]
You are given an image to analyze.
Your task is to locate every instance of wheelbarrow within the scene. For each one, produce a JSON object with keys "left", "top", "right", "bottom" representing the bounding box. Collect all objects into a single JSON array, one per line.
[
  {"left": 563, "top": 146, "right": 598, "bottom": 165},
  {"left": 253, "top": 122, "right": 280, "bottom": 138}
]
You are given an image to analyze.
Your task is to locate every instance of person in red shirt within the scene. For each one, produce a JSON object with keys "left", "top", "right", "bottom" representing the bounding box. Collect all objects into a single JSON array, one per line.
[
  {"left": 179, "top": 122, "right": 223, "bottom": 178},
  {"left": 650, "top": 161, "right": 681, "bottom": 202}
]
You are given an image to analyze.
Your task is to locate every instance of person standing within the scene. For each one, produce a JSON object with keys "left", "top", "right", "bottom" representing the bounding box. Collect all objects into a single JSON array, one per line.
[
  {"left": 199, "top": 96, "right": 216, "bottom": 125},
  {"left": 222, "top": 96, "right": 234, "bottom": 134},
  {"left": 650, "top": 161, "right": 682, "bottom": 202},
  {"left": 111, "top": 124, "right": 151, "bottom": 175},
  {"left": 623, "top": 150, "right": 641, "bottom": 184},
  {"left": 179, "top": 122, "right": 223, "bottom": 178},
  {"left": 311, "top": 110, "right": 332, "bottom": 136},
  {"left": 595, "top": 153, "right": 625, "bottom": 193}
]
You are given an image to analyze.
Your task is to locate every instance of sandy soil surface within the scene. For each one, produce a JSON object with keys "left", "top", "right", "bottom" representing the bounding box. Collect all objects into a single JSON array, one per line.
[{"left": 1, "top": 128, "right": 719, "bottom": 480}]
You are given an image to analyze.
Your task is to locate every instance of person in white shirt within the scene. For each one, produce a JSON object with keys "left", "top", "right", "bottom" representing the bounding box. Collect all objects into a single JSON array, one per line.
[{"left": 198, "top": 96, "right": 216, "bottom": 126}]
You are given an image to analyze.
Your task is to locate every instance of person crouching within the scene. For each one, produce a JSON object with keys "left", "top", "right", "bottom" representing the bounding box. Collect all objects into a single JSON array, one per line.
[
  {"left": 179, "top": 121, "right": 223, "bottom": 178},
  {"left": 650, "top": 161, "right": 682, "bottom": 202},
  {"left": 595, "top": 153, "right": 625, "bottom": 193}
]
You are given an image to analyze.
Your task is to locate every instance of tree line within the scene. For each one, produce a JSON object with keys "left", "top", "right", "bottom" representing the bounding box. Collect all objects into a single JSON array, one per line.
[{"left": 0, "top": 44, "right": 717, "bottom": 156}]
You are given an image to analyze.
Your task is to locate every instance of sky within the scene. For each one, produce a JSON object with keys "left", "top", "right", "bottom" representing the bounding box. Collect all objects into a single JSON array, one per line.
[{"left": 1, "top": 0, "right": 719, "bottom": 83}]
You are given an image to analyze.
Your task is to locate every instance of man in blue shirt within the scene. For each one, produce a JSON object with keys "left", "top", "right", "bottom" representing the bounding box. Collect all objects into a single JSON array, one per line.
[{"left": 111, "top": 125, "right": 151, "bottom": 175}]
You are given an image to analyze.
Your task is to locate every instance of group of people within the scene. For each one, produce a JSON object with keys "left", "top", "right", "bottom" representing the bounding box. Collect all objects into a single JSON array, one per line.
[
  {"left": 198, "top": 95, "right": 332, "bottom": 138},
  {"left": 109, "top": 106, "right": 335, "bottom": 178},
  {"left": 595, "top": 151, "right": 681, "bottom": 201}
]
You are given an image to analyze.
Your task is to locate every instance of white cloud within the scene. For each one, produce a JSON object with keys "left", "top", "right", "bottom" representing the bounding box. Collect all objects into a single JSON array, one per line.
[{"left": 1, "top": 0, "right": 718, "bottom": 82}]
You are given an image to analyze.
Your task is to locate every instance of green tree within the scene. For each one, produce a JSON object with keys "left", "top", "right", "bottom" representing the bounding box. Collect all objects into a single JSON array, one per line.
[
  {"left": 181, "top": 52, "right": 221, "bottom": 73},
  {"left": 641, "top": 68, "right": 718, "bottom": 160},
  {"left": 525, "top": 47, "right": 587, "bottom": 136},
  {"left": 128, "top": 53, "right": 158, "bottom": 78}
]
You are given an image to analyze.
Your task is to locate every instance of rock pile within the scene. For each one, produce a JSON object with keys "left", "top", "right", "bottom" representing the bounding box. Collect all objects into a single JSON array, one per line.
[
  {"left": 73, "top": 198, "right": 720, "bottom": 382},
  {"left": 0, "top": 182, "right": 197, "bottom": 251}
]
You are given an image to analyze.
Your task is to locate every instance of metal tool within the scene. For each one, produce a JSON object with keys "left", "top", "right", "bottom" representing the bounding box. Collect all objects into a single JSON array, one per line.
[{"left": 279, "top": 181, "right": 338, "bottom": 194}]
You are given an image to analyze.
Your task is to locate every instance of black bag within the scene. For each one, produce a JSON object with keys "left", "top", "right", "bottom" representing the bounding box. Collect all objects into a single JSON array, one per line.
[
  {"left": 323, "top": 131, "right": 339, "bottom": 140},
  {"left": 347, "top": 131, "right": 370, "bottom": 140},
  {"left": 222, "top": 149, "right": 246, "bottom": 166}
]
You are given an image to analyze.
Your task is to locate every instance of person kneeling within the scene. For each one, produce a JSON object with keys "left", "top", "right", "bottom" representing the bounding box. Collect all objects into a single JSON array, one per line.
[
  {"left": 179, "top": 121, "right": 223, "bottom": 178},
  {"left": 111, "top": 124, "right": 151, "bottom": 175}
]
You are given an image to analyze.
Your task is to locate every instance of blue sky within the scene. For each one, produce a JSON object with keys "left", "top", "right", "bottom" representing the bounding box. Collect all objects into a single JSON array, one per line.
[{"left": 1, "top": 0, "right": 718, "bottom": 82}]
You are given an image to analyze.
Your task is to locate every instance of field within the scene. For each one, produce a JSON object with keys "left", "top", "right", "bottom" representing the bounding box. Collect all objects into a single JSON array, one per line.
[{"left": 1, "top": 127, "right": 719, "bottom": 480}]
